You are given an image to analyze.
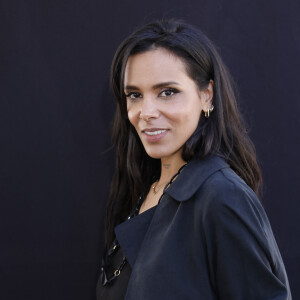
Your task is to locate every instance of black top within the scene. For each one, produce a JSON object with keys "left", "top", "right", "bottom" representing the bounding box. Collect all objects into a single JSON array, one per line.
[
  {"left": 96, "top": 205, "right": 157, "bottom": 300},
  {"left": 111, "top": 156, "right": 291, "bottom": 299}
]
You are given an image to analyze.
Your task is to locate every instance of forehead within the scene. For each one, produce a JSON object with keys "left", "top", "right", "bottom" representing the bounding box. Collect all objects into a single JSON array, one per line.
[{"left": 124, "top": 48, "right": 190, "bottom": 87}]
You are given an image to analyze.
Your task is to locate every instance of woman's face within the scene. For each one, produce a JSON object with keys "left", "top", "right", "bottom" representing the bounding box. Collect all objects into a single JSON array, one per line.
[{"left": 124, "top": 47, "right": 213, "bottom": 161}]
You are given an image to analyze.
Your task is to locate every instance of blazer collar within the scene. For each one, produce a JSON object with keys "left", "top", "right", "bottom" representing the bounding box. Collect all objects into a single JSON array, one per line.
[{"left": 164, "top": 155, "right": 230, "bottom": 202}]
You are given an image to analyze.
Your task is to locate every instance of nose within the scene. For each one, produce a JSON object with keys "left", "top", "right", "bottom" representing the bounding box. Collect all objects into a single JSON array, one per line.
[{"left": 139, "top": 97, "right": 159, "bottom": 121}]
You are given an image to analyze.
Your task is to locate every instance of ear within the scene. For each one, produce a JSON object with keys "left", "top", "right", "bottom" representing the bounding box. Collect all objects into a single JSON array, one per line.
[{"left": 199, "top": 80, "right": 214, "bottom": 110}]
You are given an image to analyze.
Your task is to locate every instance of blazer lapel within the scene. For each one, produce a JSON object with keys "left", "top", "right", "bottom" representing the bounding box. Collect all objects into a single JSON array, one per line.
[{"left": 115, "top": 205, "right": 157, "bottom": 267}]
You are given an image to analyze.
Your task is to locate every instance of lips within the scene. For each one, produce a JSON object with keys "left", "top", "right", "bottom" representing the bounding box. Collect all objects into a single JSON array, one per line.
[
  {"left": 144, "top": 129, "right": 167, "bottom": 136},
  {"left": 141, "top": 128, "right": 169, "bottom": 142}
]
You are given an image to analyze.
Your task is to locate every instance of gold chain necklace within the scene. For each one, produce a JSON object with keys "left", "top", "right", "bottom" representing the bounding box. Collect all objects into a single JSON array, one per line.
[
  {"left": 101, "top": 163, "right": 188, "bottom": 286},
  {"left": 152, "top": 163, "right": 188, "bottom": 195},
  {"left": 152, "top": 180, "right": 168, "bottom": 194}
]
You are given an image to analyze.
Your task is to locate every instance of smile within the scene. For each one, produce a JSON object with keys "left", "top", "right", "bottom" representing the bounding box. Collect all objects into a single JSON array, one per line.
[
  {"left": 144, "top": 129, "right": 167, "bottom": 136},
  {"left": 142, "top": 128, "right": 169, "bottom": 142}
]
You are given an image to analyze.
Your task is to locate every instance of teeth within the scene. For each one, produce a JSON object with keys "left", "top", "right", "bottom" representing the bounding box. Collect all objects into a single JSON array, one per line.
[{"left": 144, "top": 130, "right": 167, "bottom": 136}]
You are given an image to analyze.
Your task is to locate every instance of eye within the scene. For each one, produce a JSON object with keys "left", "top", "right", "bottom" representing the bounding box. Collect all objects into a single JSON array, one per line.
[
  {"left": 159, "top": 88, "right": 179, "bottom": 98},
  {"left": 125, "top": 92, "right": 142, "bottom": 101}
]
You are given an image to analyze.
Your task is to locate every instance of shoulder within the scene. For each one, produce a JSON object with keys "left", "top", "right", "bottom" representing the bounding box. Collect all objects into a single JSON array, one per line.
[
  {"left": 196, "top": 166, "right": 267, "bottom": 228},
  {"left": 166, "top": 155, "right": 264, "bottom": 222},
  {"left": 200, "top": 166, "right": 258, "bottom": 204}
]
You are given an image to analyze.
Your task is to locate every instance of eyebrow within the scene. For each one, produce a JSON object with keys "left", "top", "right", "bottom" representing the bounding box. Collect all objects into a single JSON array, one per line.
[{"left": 124, "top": 81, "right": 180, "bottom": 91}]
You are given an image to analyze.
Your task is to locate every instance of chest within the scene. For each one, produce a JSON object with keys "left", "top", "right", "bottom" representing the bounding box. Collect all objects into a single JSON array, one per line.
[
  {"left": 119, "top": 194, "right": 215, "bottom": 300},
  {"left": 138, "top": 189, "right": 163, "bottom": 214}
]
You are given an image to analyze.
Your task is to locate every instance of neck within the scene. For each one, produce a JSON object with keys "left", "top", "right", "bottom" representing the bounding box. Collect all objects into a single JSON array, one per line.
[{"left": 158, "top": 153, "right": 186, "bottom": 186}]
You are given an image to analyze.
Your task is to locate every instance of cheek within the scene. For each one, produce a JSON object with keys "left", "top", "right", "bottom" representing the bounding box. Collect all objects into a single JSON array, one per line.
[
  {"left": 166, "top": 103, "right": 202, "bottom": 130},
  {"left": 182, "top": 98, "right": 203, "bottom": 125}
]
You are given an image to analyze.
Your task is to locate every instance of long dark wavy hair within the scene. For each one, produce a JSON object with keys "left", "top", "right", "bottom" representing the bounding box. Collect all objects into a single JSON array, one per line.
[{"left": 104, "top": 19, "right": 262, "bottom": 251}]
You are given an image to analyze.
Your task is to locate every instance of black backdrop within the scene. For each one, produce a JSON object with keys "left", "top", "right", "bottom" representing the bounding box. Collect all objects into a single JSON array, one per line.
[{"left": 0, "top": 0, "right": 299, "bottom": 299}]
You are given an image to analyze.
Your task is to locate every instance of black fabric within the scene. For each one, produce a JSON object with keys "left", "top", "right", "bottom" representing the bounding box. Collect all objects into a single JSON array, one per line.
[
  {"left": 116, "top": 156, "right": 291, "bottom": 300},
  {"left": 97, "top": 205, "right": 157, "bottom": 299},
  {"left": 114, "top": 205, "right": 158, "bottom": 268}
]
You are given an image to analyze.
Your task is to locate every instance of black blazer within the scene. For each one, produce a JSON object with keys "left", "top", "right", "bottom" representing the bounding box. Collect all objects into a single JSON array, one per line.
[{"left": 115, "top": 155, "right": 291, "bottom": 299}]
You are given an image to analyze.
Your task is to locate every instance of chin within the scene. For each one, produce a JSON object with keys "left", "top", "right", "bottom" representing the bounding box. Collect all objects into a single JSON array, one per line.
[
  {"left": 143, "top": 148, "right": 166, "bottom": 159},
  {"left": 145, "top": 151, "right": 165, "bottom": 159},
  {"left": 144, "top": 147, "right": 182, "bottom": 160}
]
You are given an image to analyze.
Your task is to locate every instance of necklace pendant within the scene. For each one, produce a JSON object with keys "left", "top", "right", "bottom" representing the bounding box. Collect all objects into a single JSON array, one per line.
[{"left": 152, "top": 186, "right": 158, "bottom": 194}]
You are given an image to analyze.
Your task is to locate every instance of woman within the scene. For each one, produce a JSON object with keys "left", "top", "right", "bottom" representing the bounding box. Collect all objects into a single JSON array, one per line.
[{"left": 97, "top": 19, "right": 291, "bottom": 299}]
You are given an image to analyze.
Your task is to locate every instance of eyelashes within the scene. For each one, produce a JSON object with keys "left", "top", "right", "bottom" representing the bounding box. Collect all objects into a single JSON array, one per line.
[
  {"left": 125, "top": 88, "right": 180, "bottom": 101},
  {"left": 160, "top": 88, "right": 179, "bottom": 97},
  {"left": 125, "top": 91, "right": 141, "bottom": 100}
]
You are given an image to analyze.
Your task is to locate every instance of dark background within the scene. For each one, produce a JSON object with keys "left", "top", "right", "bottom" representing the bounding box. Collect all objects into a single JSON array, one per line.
[{"left": 0, "top": 0, "right": 299, "bottom": 299}]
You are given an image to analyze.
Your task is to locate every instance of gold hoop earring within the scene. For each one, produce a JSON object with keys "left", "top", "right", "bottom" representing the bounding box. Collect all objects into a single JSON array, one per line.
[{"left": 204, "top": 105, "right": 214, "bottom": 118}]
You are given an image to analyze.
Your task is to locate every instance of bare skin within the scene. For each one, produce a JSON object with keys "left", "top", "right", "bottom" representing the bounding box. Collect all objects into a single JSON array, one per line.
[
  {"left": 138, "top": 151, "right": 186, "bottom": 214},
  {"left": 123, "top": 48, "right": 213, "bottom": 214}
]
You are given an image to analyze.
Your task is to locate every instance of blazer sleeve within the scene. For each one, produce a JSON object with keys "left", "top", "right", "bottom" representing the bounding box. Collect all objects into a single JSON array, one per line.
[{"left": 201, "top": 175, "right": 291, "bottom": 300}]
